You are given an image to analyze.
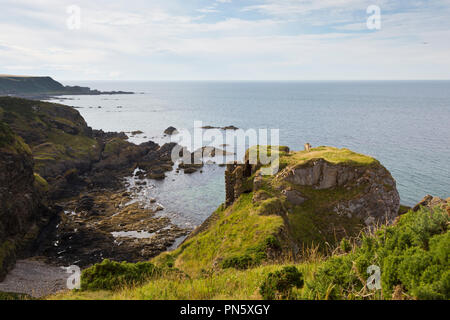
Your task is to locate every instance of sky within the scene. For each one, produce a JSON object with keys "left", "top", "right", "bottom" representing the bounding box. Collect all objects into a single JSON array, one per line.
[{"left": 0, "top": 0, "right": 450, "bottom": 80}]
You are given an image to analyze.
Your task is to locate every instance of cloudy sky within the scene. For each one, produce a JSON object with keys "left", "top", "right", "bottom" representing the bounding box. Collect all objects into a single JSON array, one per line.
[{"left": 1, "top": 0, "right": 449, "bottom": 80}]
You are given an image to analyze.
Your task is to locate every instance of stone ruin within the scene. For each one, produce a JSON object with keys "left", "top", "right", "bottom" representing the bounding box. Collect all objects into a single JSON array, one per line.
[{"left": 225, "top": 161, "right": 253, "bottom": 207}]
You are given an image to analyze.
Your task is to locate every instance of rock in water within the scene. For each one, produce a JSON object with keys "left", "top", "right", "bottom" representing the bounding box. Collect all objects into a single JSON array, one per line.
[{"left": 164, "top": 126, "right": 178, "bottom": 135}]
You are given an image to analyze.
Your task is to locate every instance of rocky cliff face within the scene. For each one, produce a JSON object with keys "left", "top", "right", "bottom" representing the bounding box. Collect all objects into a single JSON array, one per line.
[
  {"left": 224, "top": 146, "right": 400, "bottom": 251},
  {"left": 276, "top": 157, "right": 400, "bottom": 227},
  {"left": 0, "top": 122, "right": 53, "bottom": 280}
]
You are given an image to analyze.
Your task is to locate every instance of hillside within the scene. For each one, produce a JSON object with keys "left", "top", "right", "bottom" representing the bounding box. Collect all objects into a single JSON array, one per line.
[
  {"left": 51, "top": 204, "right": 449, "bottom": 300},
  {"left": 0, "top": 75, "right": 132, "bottom": 98}
]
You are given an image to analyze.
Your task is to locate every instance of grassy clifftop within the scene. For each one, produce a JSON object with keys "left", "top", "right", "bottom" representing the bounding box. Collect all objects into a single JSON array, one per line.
[
  {"left": 155, "top": 193, "right": 285, "bottom": 275},
  {"left": 0, "top": 97, "right": 100, "bottom": 177}
]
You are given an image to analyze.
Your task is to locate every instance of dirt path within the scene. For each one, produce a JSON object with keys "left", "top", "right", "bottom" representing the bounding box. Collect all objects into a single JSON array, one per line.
[{"left": 0, "top": 258, "right": 69, "bottom": 298}]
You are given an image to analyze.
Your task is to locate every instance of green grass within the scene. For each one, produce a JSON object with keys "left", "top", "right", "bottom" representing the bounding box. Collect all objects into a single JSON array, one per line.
[
  {"left": 155, "top": 194, "right": 284, "bottom": 275},
  {"left": 80, "top": 259, "right": 164, "bottom": 291},
  {"left": 33, "top": 173, "right": 49, "bottom": 192},
  {"left": 51, "top": 262, "right": 320, "bottom": 300},
  {"left": 0, "top": 97, "right": 99, "bottom": 173},
  {"left": 103, "top": 137, "right": 131, "bottom": 157},
  {"left": 0, "top": 120, "right": 31, "bottom": 155},
  {"left": 0, "top": 291, "right": 34, "bottom": 300},
  {"left": 50, "top": 206, "right": 449, "bottom": 300},
  {"left": 280, "top": 146, "right": 378, "bottom": 169}
]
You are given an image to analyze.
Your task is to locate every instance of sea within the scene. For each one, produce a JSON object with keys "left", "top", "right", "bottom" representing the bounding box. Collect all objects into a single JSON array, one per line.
[{"left": 47, "top": 80, "right": 450, "bottom": 229}]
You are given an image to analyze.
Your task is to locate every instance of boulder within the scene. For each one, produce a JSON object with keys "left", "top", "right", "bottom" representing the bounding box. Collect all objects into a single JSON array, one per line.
[
  {"left": 164, "top": 126, "right": 178, "bottom": 135},
  {"left": 412, "top": 195, "right": 450, "bottom": 214}
]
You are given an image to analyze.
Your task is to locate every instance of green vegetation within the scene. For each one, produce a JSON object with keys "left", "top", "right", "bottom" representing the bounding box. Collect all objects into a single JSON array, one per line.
[
  {"left": 259, "top": 266, "right": 304, "bottom": 300},
  {"left": 0, "top": 97, "right": 99, "bottom": 174},
  {"left": 80, "top": 259, "right": 163, "bottom": 291},
  {"left": 103, "top": 137, "right": 131, "bottom": 157},
  {"left": 0, "top": 120, "right": 31, "bottom": 155},
  {"left": 305, "top": 206, "right": 449, "bottom": 300},
  {"left": 52, "top": 206, "right": 449, "bottom": 300},
  {"left": 280, "top": 146, "right": 378, "bottom": 168},
  {"left": 33, "top": 173, "right": 49, "bottom": 192},
  {"left": 0, "top": 291, "right": 34, "bottom": 300},
  {"left": 51, "top": 263, "right": 319, "bottom": 300},
  {"left": 155, "top": 194, "right": 284, "bottom": 275}
]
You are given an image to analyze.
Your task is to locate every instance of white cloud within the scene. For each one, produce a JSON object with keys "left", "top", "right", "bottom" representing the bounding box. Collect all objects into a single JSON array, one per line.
[{"left": 0, "top": 0, "right": 449, "bottom": 80}]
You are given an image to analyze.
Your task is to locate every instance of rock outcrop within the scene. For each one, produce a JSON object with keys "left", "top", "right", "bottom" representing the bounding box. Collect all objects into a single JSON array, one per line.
[
  {"left": 0, "top": 97, "right": 185, "bottom": 273},
  {"left": 276, "top": 157, "right": 400, "bottom": 226},
  {"left": 0, "top": 122, "right": 53, "bottom": 280},
  {"left": 163, "top": 126, "right": 178, "bottom": 135},
  {"left": 412, "top": 195, "right": 450, "bottom": 214},
  {"left": 0, "top": 97, "right": 178, "bottom": 199},
  {"left": 224, "top": 146, "right": 400, "bottom": 250}
]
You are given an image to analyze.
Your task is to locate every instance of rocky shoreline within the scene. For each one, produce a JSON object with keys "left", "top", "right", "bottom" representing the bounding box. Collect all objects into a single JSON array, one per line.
[{"left": 0, "top": 97, "right": 221, "bottom": 282}]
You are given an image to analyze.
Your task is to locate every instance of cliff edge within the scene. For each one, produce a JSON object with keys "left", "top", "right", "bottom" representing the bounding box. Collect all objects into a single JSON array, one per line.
[{"left": 159, "top": 146, "right": 400, "bottom": 274}]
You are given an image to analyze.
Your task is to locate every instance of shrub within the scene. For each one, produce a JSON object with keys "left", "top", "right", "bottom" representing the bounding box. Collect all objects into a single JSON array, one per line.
[
  {"left": 340, "top": 238, "right": 352, "bottom": 253},
  {"left": 260, "top": 266, "right": 304, "bottom": 300},
  {"left": 81, "top": 259, "right": 162, "bottom": 291},
  {"left": 221, "top": 254, "right": 255, "bottom": 270},
  {"left": 306, "top": 206, "right": 449, "bottom": 300}
]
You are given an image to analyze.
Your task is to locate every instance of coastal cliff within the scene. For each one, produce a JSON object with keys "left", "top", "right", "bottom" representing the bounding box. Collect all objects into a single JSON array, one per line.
[
  {"left": 163, "top": 146, "right": 400, "bottom": 274},
  {"left": 0, "top": 97, "right": 188, "bottom": 270},
  {"left": 0, "top": 75, "right": 132, "bottom": 99},
  {"left": 0, "top": 122, "right": 53, "bottom": 280}
]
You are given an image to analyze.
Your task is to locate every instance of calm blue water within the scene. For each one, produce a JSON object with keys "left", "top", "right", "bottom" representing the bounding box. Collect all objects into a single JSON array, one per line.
[{"left": 48, "top": 81, "right": 450, "bottom": 225}]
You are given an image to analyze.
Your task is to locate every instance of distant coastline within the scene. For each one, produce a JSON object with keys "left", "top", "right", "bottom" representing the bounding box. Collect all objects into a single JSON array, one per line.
[{"left": 0, "top": 75, "right": 134, "bottom": 100}]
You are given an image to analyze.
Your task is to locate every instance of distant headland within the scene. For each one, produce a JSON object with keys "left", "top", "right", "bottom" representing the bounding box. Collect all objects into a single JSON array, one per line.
[{"left": 0, "top": 75, "right": 134, "bottom": 99}]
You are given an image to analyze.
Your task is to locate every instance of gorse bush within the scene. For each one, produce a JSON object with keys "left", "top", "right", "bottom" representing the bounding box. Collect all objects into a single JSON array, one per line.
[
  {"left": 259, "top": 266, "right": 304, "bottom": 300},
  {"left": 306, "top": 206, "right": 449, "bottom": 300},
  {"left": 81, "top": 259, "right": 162, "bottom": 291}
]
